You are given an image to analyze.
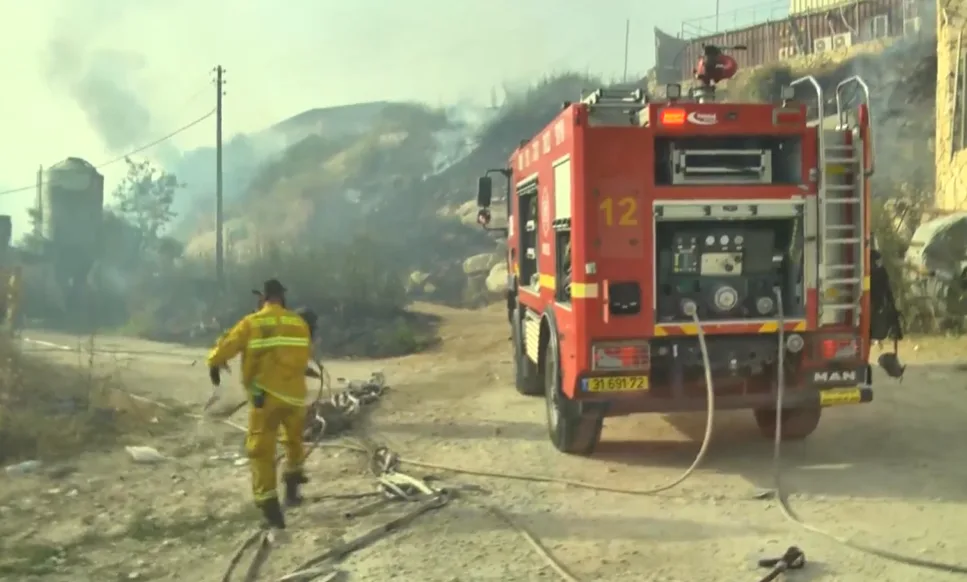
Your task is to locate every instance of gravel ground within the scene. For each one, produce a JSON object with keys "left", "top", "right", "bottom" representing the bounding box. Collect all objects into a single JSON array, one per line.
[{"left": 3, "top": 305, "right": 967, "bottom": 582}]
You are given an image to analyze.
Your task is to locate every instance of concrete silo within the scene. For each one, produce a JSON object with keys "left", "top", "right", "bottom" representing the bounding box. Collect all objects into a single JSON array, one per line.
[
  {"left": 41, "top": 157, "right": 104, "bottom": 253},
  {"left": 39, "top": 158, "right": 104, "bottom": 317}
]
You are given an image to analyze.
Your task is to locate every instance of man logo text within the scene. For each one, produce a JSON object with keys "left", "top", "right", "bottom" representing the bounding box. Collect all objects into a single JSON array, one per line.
[{"left": 813, "top": 371, "right": 857, "bottom": 383}]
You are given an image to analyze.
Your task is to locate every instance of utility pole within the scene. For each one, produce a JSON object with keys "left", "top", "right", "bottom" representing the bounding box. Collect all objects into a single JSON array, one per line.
[
  {"left": 715, "top": 0, "right": 720, "bottom": 32},
  {"left": 623, "top": 19, "right": 631, "bottom": 82},
  {"left": 214, "top": 65, "right": 225, "bottom": 287}
]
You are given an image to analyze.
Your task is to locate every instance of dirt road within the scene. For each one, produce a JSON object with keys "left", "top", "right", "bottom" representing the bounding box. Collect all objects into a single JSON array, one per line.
[{"left": 4, "top": 305, "right": 967, "bottom": 581}]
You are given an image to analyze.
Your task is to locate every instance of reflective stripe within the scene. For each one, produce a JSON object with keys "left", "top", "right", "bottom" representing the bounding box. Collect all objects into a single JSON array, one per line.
[
  {"left": 253, "top": 490, "right": 277, "bottom": 502},
  {"left": 247, "top": 337, "right": 310, "bottom": 349},
  {"left": 251, "top": 316, "right": 305, "bottom": 326},
  {"left": 251, "top": 383, "right": 307, "bottom": 407}
]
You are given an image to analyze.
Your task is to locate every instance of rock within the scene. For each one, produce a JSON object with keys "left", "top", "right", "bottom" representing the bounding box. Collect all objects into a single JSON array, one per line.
[
  {"left": 408, "top": 271, "right": 431, "bottom": 288},
  {"left": 463, "top": 253, "right": 498, "bottom": 275},
  {"left": 485, "top": 263, "right": 509, "bottom": 294},
  {"left": 125, "top": 446, "right": 167, "bottom": 464},
  {"left": 4, "top": 460, "right": 42, "bottom": 475}
]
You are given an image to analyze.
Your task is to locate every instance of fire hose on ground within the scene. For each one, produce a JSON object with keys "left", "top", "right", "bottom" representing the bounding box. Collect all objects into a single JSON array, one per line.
[
  {"left": 209, "top": 366, "right": 585, "bottom": 582},
  {"left": 768, "top": 288, "right": 967, "bottom": 577},
  {"left": 62, "top": 326, "right": 967, "bottom": 580}
]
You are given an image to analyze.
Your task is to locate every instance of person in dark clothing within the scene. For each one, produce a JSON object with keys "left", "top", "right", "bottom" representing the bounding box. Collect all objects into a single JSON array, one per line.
[{"left": 869, "top": 248, "right": 905, "bottom": 378}]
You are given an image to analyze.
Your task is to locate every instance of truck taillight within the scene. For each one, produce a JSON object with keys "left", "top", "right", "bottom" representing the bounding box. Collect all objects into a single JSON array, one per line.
[
  {"left": 592, "top": 342, "right": 650, "bottom": 371},
  {"left": 819, "top": 336, "right": 859, "bottom": 360}
]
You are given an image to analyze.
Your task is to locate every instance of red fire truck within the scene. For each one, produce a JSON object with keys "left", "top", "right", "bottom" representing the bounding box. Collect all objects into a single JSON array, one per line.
[{"left": 475, "top": 45, "right": 894, "bottom": 455}]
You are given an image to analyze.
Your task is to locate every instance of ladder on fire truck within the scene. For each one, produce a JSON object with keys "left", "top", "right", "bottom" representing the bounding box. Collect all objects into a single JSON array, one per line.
[
  {"left": 791, "top": 75, "right": 873, "bottom": 327},
  {"left": 579, "top": 88, "right": 648, "bottom": 124}
]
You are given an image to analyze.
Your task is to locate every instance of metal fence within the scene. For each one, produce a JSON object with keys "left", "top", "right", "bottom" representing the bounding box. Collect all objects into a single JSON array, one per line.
[
  {"left": 660, "top": 0, "right": 926, "bottom": 83},
  {"left": 680, "top": 0, "right": 790, "bottom": 39}
]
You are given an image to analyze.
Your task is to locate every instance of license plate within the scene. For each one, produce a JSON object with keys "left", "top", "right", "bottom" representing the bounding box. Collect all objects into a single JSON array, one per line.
[
  {"left": 819, "top": 388, "right": 862, "bottom": 406},
  {"left": 585, "top": 376, "right": 649, "bottom": 393}
]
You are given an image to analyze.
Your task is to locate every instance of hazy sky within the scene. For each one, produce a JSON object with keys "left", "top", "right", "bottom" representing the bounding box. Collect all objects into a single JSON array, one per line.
[{"left": 0, "top": 0, "right": 787, "bottom": 237}]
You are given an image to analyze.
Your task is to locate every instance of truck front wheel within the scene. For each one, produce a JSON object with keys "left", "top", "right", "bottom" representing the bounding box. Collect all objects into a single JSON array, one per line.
[
  {"left": 544, "top": 338, "right": 603, "bottom": 455},
  {"left": 753, "top": 406, "right": 822, "bottom": 441}
]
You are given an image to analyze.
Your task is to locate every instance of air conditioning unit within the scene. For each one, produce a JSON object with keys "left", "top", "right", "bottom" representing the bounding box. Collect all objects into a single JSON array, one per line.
[
  {"left": 813, "top": 36, "right": 831, "bottom": 53},
  {"left": 778, "top": 45, "right": 799, "bottom": 59},
  {"left": 904, "top": 17, "right": 921, "bottom": 36},
  {"left": 831, "top": 32, "right": 853, "bottom": 50}
]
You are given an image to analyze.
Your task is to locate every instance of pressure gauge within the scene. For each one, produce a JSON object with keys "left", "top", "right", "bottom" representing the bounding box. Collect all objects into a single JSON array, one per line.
[
  {"left": 719, "top": 235, "right": 729, "bottom": 245},
  {"left": 734, "top": 235, "right": 744, "bottom": 245},
  {"left": 705, "top": 235, "right": 715, "bottom": 245}
]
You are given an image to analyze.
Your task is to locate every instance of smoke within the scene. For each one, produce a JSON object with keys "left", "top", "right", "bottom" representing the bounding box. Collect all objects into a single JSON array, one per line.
[
  {"left": 42, "top": 3, "right": 156, "bottom": 153},
  {"left": 843, "top": 22, "right": 937, "bottom": 196}
]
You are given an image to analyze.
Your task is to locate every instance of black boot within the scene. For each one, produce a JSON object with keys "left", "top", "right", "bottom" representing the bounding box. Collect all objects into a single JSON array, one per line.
[
  {"left": 283, "top": 472, "right": 308, "bottom": 507},
  {"left": 258, "top": 497, "right": 286, "bottom": 530}
]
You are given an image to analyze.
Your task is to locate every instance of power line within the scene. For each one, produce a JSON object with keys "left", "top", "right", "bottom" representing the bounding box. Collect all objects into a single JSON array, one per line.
[
  {"left": 0, "top": 108, "right": 216, "bottom": 198},
  {"left": 95, "top": 109, "right": 216, "bottom": 167}
]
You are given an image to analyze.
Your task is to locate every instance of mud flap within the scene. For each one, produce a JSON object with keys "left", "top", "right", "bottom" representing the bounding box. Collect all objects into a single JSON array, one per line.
[{"left": 512, "top": 306, "right": 542, "bottom": 396}]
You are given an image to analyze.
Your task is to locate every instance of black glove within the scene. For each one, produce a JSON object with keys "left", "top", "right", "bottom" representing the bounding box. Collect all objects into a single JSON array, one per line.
[{"left": 209, "top": 366, "right": 221, "bottom": 386}]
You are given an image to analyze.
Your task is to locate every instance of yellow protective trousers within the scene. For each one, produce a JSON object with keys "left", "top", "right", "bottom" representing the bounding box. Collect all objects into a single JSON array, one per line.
[{"left": 245, "top": 392, "right": 306, "bottom": 504}]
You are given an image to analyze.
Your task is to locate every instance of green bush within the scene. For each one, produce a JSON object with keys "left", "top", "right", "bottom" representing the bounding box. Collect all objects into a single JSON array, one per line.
[
  {"left": 870, "top": 197, "right": 954, "bottom": 335},
  {"left": 123, "top": 234, "right": 440, "bottom": 358}
]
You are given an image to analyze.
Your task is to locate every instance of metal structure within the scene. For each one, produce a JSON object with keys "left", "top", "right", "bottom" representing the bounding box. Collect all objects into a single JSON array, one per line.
[
  {"left": 38, "top": 157, "right": 104, "bottom": 317},
  {"left": 40, "top": 157, "right": 104, "bottom": 253},
  {"left": 0, "top": 214, "right": 21, "bottom": 331},
  {"left": 474, "top": 49, "right": 888, "bottom": 455}
]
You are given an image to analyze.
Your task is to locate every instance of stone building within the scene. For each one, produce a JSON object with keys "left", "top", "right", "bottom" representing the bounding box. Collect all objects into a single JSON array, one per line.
[{"left": 937, "top": 0, "right": 967, "bottom": 210}]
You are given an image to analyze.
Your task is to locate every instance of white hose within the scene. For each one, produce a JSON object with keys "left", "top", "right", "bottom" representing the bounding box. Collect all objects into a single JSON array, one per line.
[
  {"left": 768, "top": 287, "right": 967, "bottom": 574},
  {"left": 636, "top": 306, "right": 716, "bottom": 494}
]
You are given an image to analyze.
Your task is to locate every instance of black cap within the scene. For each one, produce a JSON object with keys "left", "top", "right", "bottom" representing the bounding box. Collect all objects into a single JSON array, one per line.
[{"left": 253, "top": 278, "right": 287, "bottom": 298}]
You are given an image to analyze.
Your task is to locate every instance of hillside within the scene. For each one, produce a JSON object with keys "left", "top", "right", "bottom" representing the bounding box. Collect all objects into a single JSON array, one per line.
[
  {"left": 719, "top": 36, "right": 936, "bottom": 197},
  {"left": 182, "top": 75, "right": 602, "bottom": 304},
  {"left": 177, "top": 39, "right": 936, "bottom": 307}
]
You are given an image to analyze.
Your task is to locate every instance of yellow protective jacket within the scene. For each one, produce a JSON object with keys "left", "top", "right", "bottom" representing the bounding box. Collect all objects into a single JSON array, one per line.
[{"left": 206, "top": 303, "right": 312, "bottom": 406}]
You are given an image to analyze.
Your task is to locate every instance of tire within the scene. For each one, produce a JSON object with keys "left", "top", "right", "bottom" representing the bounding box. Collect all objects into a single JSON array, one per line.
[
  {"left": 753, "top": 406, "right": 822, "bottom": 441},
  {"left": 544, "top": 334, "right": 603, "bottom": 455},
  {"left": 511, "top": 307, "right": 542, "bottom": 396}
]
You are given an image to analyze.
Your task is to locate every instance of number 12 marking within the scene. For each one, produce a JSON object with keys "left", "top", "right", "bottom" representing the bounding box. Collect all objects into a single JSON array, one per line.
[{"left": 599, "top": 197, "right": 638, "bottom": 226}]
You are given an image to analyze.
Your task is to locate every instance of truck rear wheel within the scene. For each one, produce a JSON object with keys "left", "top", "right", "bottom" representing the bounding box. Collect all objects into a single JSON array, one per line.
[
  {"left": 512, "top": 308, "right": 542, "bottom": 396},
  {"left": 544, "top": 337, "right": 603, "bottom": 455},
  {"left": 753, "top": 406, "right": 822, "bottom": 441}
]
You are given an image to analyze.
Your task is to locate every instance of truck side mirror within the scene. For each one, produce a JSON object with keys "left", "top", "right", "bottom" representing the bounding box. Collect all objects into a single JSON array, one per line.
[{"left": 476, "top": 176, "right": 493, "bottom": 208}]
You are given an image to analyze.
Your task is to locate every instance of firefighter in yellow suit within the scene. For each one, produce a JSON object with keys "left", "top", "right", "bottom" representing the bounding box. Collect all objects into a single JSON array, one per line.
[{"left": 206, "top": 279, "right": 312, "bottom": 532}]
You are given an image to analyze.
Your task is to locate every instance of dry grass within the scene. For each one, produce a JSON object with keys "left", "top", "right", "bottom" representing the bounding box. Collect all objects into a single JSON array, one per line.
[{"left": 0, "top": 337, "right": 184, "bottom": 465}]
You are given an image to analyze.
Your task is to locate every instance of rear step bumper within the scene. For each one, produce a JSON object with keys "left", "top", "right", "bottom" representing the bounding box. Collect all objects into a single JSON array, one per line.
[{"left": 583, "top": 385, "right": 873, "bottom": 416}]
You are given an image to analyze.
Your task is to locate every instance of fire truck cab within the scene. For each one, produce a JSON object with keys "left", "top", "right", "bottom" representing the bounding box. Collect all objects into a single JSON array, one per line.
[{"left": 475, "top": 50, "right": 891, "bottom": 456}]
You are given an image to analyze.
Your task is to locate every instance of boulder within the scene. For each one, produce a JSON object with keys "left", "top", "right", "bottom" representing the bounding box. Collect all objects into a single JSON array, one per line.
[
  {"left": 486, "top": 263, "right": 508, "bottom": 293},
  {"left": 407, "top": 271, "right": 431, "bottom": 293},
  {"left": 462, "top": 252, "right": 498, "bottom": 275}
]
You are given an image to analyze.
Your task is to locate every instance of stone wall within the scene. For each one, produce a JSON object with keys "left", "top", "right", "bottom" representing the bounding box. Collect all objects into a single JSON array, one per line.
[{"left": 936, "top": 1, "right": 967, "bottom": 211}]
